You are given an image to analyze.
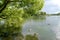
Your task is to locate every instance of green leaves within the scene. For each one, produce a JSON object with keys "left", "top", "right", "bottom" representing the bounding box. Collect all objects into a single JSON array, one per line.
[
  {"left": 0, "top": 0, "right": 4, "bottom": 7},
  {"left": 0, "top": 0, "right": 44, "bottom": 37},
  {"left": 22, "top": 0, "right": 44, "bottom": 15}
]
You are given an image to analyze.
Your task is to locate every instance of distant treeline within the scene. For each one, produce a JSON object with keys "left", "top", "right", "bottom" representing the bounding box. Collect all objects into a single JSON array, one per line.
[
  {"left": 39, "top": 11, "right": 46, "bottom": 15},
  {"left": 47, "top": 13, "right": 60, "bottom": 16}
]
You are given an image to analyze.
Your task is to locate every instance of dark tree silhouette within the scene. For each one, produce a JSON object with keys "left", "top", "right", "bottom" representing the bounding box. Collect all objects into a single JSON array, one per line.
[
  {"left": 0, "top": 0, "right": 10, "bottom": 13},
  {"left": 0, "top": 0, "right": 23, "bottom": 13}
]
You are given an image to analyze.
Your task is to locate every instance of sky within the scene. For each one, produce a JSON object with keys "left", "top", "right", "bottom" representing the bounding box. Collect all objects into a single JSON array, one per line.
[{"left": 42, "top": 0, "right": 60, "bottom": 14}]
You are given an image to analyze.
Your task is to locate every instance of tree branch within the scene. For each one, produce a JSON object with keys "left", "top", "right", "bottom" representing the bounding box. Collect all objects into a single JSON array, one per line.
[
  {"left": 0, "top": 0, "right": 10, "bottom": 13},
  {"left": 0, "top": 0, "right": 22, "bottom": 13}
]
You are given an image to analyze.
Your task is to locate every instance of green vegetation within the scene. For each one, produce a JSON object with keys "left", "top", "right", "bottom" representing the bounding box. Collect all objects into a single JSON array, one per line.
[
  {"left": 0, "top": 0, "right": 44, "bottom": 40},
  {"left": 1, "top": 33, "right": 38, "bottom": 40},
  {"left": 56, "top": 12, "right": 60, "bottom": 15},
  {"left": 25, "top": 34, "right": 38, "bottom": 40},
  {"left": 46, "top": 12, "right": 60, "bottom": 16}
]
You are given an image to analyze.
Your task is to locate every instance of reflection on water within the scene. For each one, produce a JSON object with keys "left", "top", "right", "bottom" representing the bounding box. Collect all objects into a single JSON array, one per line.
[
  {"left": 22, "top": 16, "right": 59, "bottom": 40},
  {"left": 1, "top": 33, "right": 38, "bottom": 40},
  {"left": 32, "top": 16, "right": 46, "bottom": 21},
  {"left": 1, "top": 16, "right": 60, "bottom": 40},
  {"left": 25, "top": 33, "right": 38, "bottom": 40},
  {"left": 0, "top": 18, "right": 38, "bottom": 40}
]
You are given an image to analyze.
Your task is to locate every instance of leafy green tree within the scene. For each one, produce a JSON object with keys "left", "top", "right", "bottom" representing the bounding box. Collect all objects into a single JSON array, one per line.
[
  {"left": 23, "top": 0, "right": 44, "bottom": 16},
  {"left": 0, "top": 0, "right": 10, "bottom": 13},
  {"left": 0, "top": 0, "right": 44, "bottom": 38}
]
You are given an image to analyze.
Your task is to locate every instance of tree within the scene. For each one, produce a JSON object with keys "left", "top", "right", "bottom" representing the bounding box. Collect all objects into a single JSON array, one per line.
[
  {"left": 23, "top": 0, "right": 44, "bottom": 15},
  {"left": 0, "top": 0, "right": 44, "bottom": 15},
  {"left": 0, "top": 0, "right": 44, "bottom": 38},
  {"left": 40, "top": 12, "right": 46, "bottom": 15},
  {"left": 0, "top": 0, "right": 10, "bottom": 13}
]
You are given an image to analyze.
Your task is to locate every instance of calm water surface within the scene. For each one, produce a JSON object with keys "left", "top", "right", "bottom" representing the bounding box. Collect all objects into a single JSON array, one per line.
[{"left": 22, "top": 16, "right": 60, "bottom": 40}]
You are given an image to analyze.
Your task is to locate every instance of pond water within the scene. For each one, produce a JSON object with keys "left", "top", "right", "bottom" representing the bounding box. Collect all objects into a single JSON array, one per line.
[
  {"left": 0, "top": 16, "right": 60, "bottom": 40},
  {"left": 22, "top": 16, "right": 60, "bottom": 40}
]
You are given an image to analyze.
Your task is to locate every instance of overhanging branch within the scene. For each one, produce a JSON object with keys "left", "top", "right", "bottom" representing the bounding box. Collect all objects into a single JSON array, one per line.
[{"left": 0, "top": 0, "right": 22, "bottom": 13}]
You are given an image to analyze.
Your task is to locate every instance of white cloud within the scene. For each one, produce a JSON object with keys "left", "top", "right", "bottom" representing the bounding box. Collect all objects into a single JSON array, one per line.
[
  {"left": 45, "top": 0, "right": 60, "bottom": 7},
  {"left": 42, "top": 0, "right": 60, "bottom": 14},
  {"left": 50, "top": 0, "right": 60, "bottom": 7}
]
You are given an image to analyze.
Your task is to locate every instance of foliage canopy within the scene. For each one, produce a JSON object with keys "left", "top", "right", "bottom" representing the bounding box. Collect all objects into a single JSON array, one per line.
[{"left": 0, "top": 0, "right": 44, "bottom": 37}]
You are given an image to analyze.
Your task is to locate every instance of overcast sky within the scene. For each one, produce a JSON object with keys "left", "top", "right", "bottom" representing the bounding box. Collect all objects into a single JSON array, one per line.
[{"left": 42, "top": 0, "right": 60, "bottom": 14}]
